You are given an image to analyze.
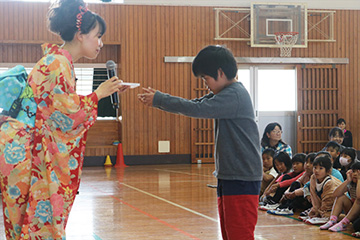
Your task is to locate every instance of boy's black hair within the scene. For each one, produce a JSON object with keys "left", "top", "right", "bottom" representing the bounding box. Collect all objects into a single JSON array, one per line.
[
  {"left": 340, "top": 147, "right": 356, "bottom": 161},
  {"left": 291, "top": 153, "right": 306, "bottom": 164},
  {"left": 315, "top": 151, "right": 332, "bottom": 158},
  {"left": 337, "top": 118, "right": 346, "bottom": 125},
  {"left": 313, "top": 155, "right": 332, "bottom": 172},
  {"left": 273, "top": 151, "right": 292, "bottom": 172},
  {"left": 305, "top": 152, "right": 316, "bottom": 164},
  {"left": 192, "top": 45, "right": 237, "bottom": 81},
  {"left": 325, "top": 141, "right": 341, "bottom": 152},
  {"left": 328, "top": 127, "right": 344, "bottom": 139},
  {"left": 351, "top": 161, "right": 360, "bottom": 171},
  {"left": 262, "top": 148, "right": 276, "bottom": 158}
]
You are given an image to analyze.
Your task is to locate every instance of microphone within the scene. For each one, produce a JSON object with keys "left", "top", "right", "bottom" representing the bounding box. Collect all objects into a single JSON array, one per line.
[{"left": 106, "top": 60, "right": 119, "bottom": 109}]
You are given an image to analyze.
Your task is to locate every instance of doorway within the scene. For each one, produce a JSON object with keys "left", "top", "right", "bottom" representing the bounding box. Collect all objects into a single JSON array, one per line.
[{"left": 237, "top": 66, "right": 297, "bottom": 151}]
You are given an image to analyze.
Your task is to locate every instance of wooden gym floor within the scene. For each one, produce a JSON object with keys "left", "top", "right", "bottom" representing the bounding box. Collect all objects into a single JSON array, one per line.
[{"left": 0, "top": 164, "right": 356, "bottom": 239}]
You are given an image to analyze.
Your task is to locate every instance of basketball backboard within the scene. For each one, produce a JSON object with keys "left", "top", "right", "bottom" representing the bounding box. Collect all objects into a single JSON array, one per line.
[{"left": 251, "top": 3, "right": 307, "bottom": 48}]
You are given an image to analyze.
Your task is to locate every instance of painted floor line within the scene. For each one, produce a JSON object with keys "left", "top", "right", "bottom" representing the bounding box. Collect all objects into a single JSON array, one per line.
[
  {"left": 121, "top": 182, "right": 218, "bottom": 223},
  {"left": 155, "top": 168, "right": 215, "bottom": 178},
  {"left": 256, "top": 224, "right": 304, "bottom": 228},
  {"left": 86, "top": 183, "right": 202, "bottom": 240}
]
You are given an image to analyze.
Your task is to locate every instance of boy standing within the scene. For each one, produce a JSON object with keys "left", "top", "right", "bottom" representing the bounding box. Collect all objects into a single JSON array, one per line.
[{"left": 138, "top": 45, "right": 262, "bottom": 239}]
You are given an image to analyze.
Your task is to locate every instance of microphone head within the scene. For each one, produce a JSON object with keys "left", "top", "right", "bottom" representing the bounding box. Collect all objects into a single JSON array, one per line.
[{"left": 106, "top": 60, "right": 116, "bottom": 70}]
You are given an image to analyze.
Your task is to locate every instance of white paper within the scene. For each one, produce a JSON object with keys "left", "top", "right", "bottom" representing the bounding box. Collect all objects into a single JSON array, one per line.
[{"left": 122, "top": 82, "right": 140, "bottom": 88}]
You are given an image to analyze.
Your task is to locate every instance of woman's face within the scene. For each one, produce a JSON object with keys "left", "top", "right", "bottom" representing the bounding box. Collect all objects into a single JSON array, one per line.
[
  {"left": 81, "top": 23, "right": 104, "bottom": 59},
  {"left": 266, "top": 126, "right": 282, "bottom": 142},
  {"left": 338, "top": 122, "right": 346, "bottom": 131}
]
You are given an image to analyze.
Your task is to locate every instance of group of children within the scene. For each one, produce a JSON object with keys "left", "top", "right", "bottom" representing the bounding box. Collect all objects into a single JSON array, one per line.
[{"left": 259, "top": 140, "right": 360, "bottom": 237}]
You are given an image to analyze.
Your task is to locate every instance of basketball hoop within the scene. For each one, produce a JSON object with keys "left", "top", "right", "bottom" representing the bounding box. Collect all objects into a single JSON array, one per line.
[{"left": 274, "top": 32, "right": 299, "bottom": 57}]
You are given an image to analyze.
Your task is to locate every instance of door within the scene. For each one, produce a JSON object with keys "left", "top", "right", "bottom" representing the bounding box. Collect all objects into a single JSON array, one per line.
[{"left": 296, "top": 65, "right": 339, "bottom": 153}]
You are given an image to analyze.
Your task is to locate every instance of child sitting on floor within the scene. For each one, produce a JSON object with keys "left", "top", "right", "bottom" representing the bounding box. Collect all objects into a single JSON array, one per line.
[
  {"left": 260, "top": 152, "right": 305, "bottom": 211},
  {"left": 320, "top": 162, "right": 360, "bottom": 232},
  {"left": 339, "top": 147, "right": 357, "bottom": 180},
  {"left": 269, "top": 153, "right": 315, "bottom": 216},
  {"left": 260, "top": 148, "right": 278, "bottom": 197},
  {"left": 304, "top": 155, "right": 342, "bottom": 225}
]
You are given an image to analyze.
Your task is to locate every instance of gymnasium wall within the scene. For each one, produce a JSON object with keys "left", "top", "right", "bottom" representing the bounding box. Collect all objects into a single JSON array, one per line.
[{"left": 0, "top": 2, "right": 359, "bottom": 159}]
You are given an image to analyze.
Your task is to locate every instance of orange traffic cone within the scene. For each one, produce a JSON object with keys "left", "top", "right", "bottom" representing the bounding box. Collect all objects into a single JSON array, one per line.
[
  {"left": 115, "top": 143, "right": 127, "bottom": 168},
  {"left": 104, "top": 155, "right": 113, "bottom": 167}
]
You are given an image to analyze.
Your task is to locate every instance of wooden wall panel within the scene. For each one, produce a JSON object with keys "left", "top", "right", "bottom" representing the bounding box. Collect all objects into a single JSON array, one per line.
[{"left": 1, "top": 2, "right": 360, "bottom": 156}]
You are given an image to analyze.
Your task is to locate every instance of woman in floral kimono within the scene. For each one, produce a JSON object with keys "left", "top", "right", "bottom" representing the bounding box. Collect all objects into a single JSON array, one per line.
[{"left": 0, "top": 0, "right": 129, "bottom": 239}]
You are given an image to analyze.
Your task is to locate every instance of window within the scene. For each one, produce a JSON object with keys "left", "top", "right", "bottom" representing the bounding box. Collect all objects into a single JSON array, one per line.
[
  {"left": 258, "top": 69, "right": 296, "bottom": 111},
  {"left": 237, "top": 69, "right": 251, "bottom": 94},
  {"left": 0, "top": 63, "right": 116, "bottom": 118}
]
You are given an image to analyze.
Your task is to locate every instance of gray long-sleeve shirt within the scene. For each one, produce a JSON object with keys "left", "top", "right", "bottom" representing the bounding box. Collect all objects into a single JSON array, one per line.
[{"left": 153, "top": 82, "right": 262, "bottom": 181}]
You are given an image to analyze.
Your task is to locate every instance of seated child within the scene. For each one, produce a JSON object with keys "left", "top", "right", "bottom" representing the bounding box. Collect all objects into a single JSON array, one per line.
[
  {"left": 299, "top": 151, "right": 345, "bottom": 219},
  {"left": 259, "top": 152, "right": 305, "bottom": 211},
  {"left": 324, "top": 140, "right": 342, "bottom": 170},
  {"left": 323, "top": 142, "right": 345, "bottom": 182},
  {"left": 260, "top": 148, "right": 278, "bottom": 197},
  {"left": 320, "top": 162, "right": 360, "bottom": 232},
  {"left": 270, "top": 153, "right": 315, "bottom": 216},
  {"left": 304, "top": 155, "right": 342, "bottom": 225},
  {"left": 339, "top": 147, "right": 357, "bottom": 180}
]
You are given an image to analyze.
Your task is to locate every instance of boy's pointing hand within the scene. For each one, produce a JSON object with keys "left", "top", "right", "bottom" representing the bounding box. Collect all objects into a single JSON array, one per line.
[{"left": 138, "top": 87, "right": 156, "bottom": 107}]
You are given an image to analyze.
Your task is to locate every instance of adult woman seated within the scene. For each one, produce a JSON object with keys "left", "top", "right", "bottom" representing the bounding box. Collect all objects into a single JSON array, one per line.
[{"left": 261, "top": 122, "right": 292, "bottom": 157}]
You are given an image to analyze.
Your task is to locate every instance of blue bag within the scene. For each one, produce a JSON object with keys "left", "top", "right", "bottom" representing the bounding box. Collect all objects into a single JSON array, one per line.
[{"left": 0, "top": 65, "right": 37, "bottom": 127}]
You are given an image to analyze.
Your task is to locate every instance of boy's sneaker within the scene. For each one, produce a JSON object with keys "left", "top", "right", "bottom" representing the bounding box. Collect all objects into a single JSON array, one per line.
[
  {"left": 305, "top": 217, "right": 329, "bottom": 225},
  {"left": 299, "top": 208, "right": 311, "bottom": 217},
  {"left": 272, "top": 208, "right": 294, "bottom": 216},
  {"left": 259, "top": 203, "right": 280, "bottom": 211},
  {"left": 299, "top": 216, "right": 310, "bottom": 221}
]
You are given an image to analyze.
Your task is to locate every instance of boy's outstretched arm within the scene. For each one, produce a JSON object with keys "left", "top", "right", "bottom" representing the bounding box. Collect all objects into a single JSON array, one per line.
[{"left": 138, "top": 87, "right": 156, "bottom": 106}]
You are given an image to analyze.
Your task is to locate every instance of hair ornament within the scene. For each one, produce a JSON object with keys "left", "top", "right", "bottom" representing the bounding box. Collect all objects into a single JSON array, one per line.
[{"left": 76, "top": 5, "right": 88, "bottom": 31}]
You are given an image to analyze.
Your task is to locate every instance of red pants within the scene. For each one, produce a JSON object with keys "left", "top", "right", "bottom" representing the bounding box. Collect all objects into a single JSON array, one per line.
[{"left": 217, "top": 179, "right": 260, "bottom": 240}]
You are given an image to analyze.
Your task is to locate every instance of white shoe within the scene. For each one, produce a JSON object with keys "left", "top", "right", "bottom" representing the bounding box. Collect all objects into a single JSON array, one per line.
[
  {"left": 272, "top": 208, "right": 294, "bottom": 216},
  {"left": 259, "top": 203, "right": 280, "bottom": 211},
  {"left": 306, "top": 217, "right": 329, "bottom": 225},
  {"left": 299, "top": 216, "right": 310, "bottom": 221}
]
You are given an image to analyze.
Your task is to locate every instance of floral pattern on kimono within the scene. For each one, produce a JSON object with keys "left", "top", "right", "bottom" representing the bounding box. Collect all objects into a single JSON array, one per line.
[{"left": 0, "top": 43, "right": 98, "bottom": 240}]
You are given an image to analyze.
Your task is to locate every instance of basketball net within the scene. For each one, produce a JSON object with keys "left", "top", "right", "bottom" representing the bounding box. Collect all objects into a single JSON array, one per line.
[{"left": 274, "top": 32, "right": 299, "bottom": 57}]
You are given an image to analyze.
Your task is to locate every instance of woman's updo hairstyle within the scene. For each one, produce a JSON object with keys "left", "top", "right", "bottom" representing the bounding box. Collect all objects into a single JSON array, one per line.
[{"left": 47, "top": 0, "right": 106, "bottom": 42}]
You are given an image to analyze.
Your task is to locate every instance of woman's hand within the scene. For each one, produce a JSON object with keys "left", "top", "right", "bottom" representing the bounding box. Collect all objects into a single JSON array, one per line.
[
  {"left": 94, "top": 76, "right": 130, "bottom": 100},
  {"left": 138, "top": 87, "right": 156, "bottom": 107}
]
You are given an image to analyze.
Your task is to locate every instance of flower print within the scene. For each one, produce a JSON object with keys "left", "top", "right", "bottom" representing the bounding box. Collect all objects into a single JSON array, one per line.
[
  {"left": 50, "top": 194, "right": 64, "bottom": 216},
  {"left": 4, "top": 141, "right": 26, "bottom": 164},
  {"left": 35, "top": 200, "right": 53, "bottom": 223},
  {"left": 4, "top": 207, "right": 9, "bottom": 218},
  {"left": 8, "top": 185, "right": 21, "bottom": 199},
  {"left": 36, "top": 143, "right": 42, "bottom": 151},
  {"left": 31, "top": 176, "right": 38, "bottom": 186},
  {"left": 68, "top": 157, "right": 78, "bottom": 170},
  {"left": 53, "top": 86, "right": 64, "bottom": 94},
  {"left": 74, "top": 137, "right": 80, "bottom": 146},
  {"left": 1, "top": 122, "right": 10, "bottom": 131},
  {"left": 44, "top": 55, "right": 55, "bottom": 65},
  {"left": 57, "top": 143, "right": 67, "bottom": 153},
  {"left": 14, "top": 224, "right": 21, "bottom": 235},
  {"left": 50, "top": 171, "right": 60, "bottom": 184},
  {"left": 39, "top": 100, "right": 48, "bottom": 107},
  {"left": 49, "top": 110, "right": 74, "bottom": 133}
]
